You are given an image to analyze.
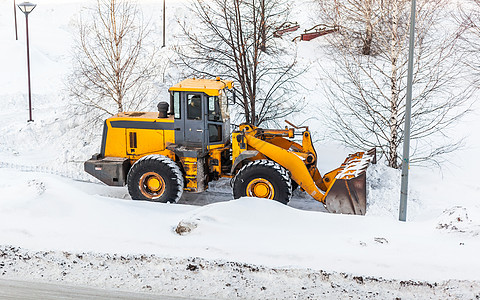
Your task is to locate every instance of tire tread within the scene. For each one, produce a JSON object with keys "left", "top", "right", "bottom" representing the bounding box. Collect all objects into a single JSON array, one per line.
[
  {"left": 127, "top": 154, "right": 184, "bottom": 202},
  {"left": 233, "top": 159, "right": 292, "bottom": 204}
]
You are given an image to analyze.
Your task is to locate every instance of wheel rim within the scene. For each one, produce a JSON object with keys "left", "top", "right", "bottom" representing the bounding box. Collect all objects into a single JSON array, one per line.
[
  {"left": 246, "top": 178, "right": 275, "bottom": 199},
  {"left": 139, "top": 172, "right": 166, "bottom": 199}
]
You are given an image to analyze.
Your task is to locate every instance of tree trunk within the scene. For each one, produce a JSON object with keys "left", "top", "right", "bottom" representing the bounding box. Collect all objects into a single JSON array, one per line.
[
  {"left": 388, "top": 0, "right": 400, "bottom": 169},
  {"left": 362, "top": 1, "right": 373, "bottom": 55},
  {"left": 260, "top": 0, "right": 266, "bottom": 52},
  {"left": 362, "top": 20, "right": 373, "bottom": 55}
]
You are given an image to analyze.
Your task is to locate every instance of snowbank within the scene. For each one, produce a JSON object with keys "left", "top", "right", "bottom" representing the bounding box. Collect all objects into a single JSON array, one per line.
[
  {"left": 1, "top": 245, "right": 479, "bottom": 300},
  {"left": 1, "top": 168, "right": 479, "bottom": 283}
]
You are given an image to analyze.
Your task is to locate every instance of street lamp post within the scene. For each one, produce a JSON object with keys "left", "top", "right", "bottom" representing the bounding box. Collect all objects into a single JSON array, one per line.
[
  {"left": 14, "top": 0, "right": 18, "bottom": 40},
  {"left": 399, "top": 0, "right": 417, "bottom": 222},
  {"left": 17, "top": 1, "right": 36, "bottom": 122},
  {"left": 162, "top": 0, "right": 166, "bottom": 47}
]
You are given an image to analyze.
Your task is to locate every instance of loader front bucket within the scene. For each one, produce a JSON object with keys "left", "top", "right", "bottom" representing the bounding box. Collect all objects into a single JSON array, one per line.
[
  {"left": 325, "top": 172, "right": 368, "bottom": 215},
  {"left": 324, "top": 148, "right": 376, "bottom": 215}
]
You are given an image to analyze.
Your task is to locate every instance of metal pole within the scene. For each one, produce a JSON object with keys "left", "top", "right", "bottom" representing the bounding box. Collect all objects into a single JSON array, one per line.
[
  {"left": 14, "top": 0, "right": 18, "bottom": 40},
  {"left": 162, "top": 0, "right": 165, "bottom": 47},
  {"left": 25, "top": 13, "right": 33, "bottom": 122},
  {"left": 399, "top": 0, "right": 416, "bottom": 221}
]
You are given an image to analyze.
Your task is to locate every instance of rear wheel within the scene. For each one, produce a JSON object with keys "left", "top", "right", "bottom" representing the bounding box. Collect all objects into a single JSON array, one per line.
[
  {"left": 232, "top": 160, "right": 292, "bottom": 204},
  {"left": 127, "top": 155, "right": 184, "bottom": 202}
]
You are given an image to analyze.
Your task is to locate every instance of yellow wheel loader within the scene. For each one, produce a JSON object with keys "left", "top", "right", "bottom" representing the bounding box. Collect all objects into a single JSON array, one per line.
[{"left": 84, "top": 78, "right": 376, "bottom": 215}]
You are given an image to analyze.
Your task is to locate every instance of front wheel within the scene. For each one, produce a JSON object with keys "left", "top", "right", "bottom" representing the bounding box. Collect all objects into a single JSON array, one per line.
[
  {"left": 232, "top": 160, "right": 292, "bottom": 205},
  {"left": 127, "top": 155, "right": 184, "bottom": 203}
]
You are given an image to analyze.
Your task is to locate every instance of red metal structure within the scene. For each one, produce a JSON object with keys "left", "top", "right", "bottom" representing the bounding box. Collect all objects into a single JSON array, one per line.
[
  {"left": 273, "top": 22, "right": 300, "bottom": 38},
  {"left": 294, "top": 24, "right": 338, "bottom": 42}
]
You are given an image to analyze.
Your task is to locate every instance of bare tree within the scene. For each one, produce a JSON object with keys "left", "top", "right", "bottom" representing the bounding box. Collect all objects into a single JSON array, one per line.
[
  {"left": 317, "top": 0, "right": 383, "bottom": 55},
  {"left": 458, "top": 0, "right": 480, "bottom": 88},
  {"left": 69, "top": 0, "right": 158, "bottom": 125},
  {"left": 175, "top": 0, "right": 303, "bottom": 126},
  {"left": 320, "top": 0, "right": 471, "bottom": 168}
]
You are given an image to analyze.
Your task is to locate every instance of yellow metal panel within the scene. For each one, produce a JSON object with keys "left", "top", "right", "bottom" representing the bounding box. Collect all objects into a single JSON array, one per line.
[
  {"left": 209, "top": 148, "right": 224, "bottom": 175},
  {"left": 104, "top": 125, "right": 127, "bottom": 158},
  {"left": 268, "top": 136, "right": 297, "bottom": 150},
  {"left": 181, "top": 157, "right": 198, "bottom": 191},
  {"left": 207, "top": 143, "right": 225, "bottom": 150},
  {"left": 320, "top": 168, "right": 341, "bottom": 191},
  {"left": 126, "top": 129, "right": 165, "bottom": 157},
  {"left": 244, "top": 133, "right": 327, "bottom": 203},
  {"left": 232, "top": 131, "right": 246, "bottom": 162},
  {"left": 169, "top": 78, "right": 234, "bottom": 96},
  {"left": 104, "top": 115, "right": 175, "bottom": 160},
  {"left": 164, "top": 129, "right": 175, "bottom": 146},
  {"left": 115, "top": 112, "right": 173, "bottom": 121}
]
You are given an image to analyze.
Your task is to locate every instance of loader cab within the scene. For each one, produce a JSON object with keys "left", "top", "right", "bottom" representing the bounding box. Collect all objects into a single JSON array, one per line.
[{"left": 169, "top": 78, "right": 233, "bottom": 151}]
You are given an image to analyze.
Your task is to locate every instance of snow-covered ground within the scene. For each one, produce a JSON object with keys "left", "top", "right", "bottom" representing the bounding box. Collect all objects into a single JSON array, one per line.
[{"left": 1, "top": 0, "right": 480, "bottom": 298}]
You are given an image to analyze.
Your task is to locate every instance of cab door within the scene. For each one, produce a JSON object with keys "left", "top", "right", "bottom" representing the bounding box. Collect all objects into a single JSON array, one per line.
[
  {"left": 182, "top": 92, "right": 206, "bottom": 148},
  {"left": 206, "top": 95, "right": 225, "bottom": 146}
]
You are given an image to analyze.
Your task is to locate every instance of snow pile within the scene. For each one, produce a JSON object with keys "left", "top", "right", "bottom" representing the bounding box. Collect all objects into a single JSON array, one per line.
[
  {"left": 335, "top": 152, "right": 375, "bottom": 179},
  {"left": 366, "top": 163, "right": 422, "bottom": 219},
  {"left": 436, "top": 206, "right": 480, "bottom": 237},
  {"left": 2, "top": 168, "right": 479, "bottom": 283},
  {"left": 0, "top": 168, "right": 479, "bottom": 299}
]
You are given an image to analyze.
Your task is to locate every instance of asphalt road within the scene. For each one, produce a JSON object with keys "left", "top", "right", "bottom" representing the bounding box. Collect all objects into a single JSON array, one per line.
[{"left": 0, "top": 279, "right": 190, "bottom": 300}]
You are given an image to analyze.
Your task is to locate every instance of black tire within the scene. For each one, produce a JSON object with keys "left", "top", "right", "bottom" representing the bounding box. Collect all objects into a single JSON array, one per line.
[
  {"left": 127, "top": 154, "right": 184, "bottom": 203},
  {"left": 232, "top": 160, "right": 292, "bottom": 205},
  {"left": 291, "top": 180, "right": 299, "bottom": 191}
]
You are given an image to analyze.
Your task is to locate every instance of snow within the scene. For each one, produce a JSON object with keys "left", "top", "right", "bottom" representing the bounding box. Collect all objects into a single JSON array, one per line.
[
  {"left": 1, "top": 0, "right": 480, "bottom": 298},
  {"left": 1, "top": 168, "right": 480, "bottom": 298},
  {"left": 335, "top": 152, "right": 375, "bottom": 179}
]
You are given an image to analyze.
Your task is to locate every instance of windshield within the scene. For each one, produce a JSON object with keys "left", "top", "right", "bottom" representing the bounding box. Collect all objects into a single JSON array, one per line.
[{"left": 219, "top": 89, "right": 230, "bottom": 120}]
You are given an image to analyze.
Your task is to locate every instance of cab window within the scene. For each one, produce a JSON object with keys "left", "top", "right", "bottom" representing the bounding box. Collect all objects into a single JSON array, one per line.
[
  {"left": 208, "top": 96, "right": 221, "bottom": 122},
  {"left": 172, "top": 92, "right": 181, "bottom": 119},
  {"left": 209, "top": 124, "right": 222, "bottom": 143},
  {"left": 219, "top": 89, "right": 230, "bottom": 120},
  {"left": 187, "top": 94, "right": 202, "bottom": 120}
]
